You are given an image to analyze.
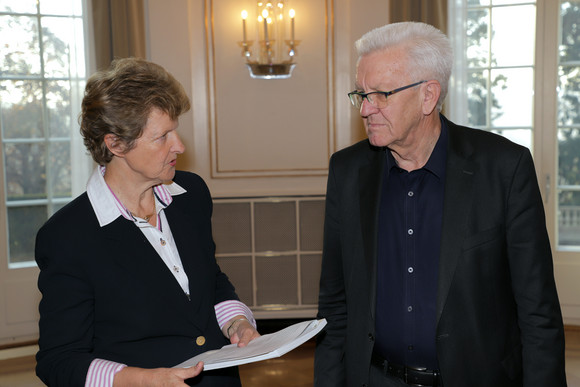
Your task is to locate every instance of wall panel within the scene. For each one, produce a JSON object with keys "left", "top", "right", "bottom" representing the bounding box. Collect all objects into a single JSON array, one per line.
[{"left": 207, "top": 0, "right": 334, "bottom": 177}]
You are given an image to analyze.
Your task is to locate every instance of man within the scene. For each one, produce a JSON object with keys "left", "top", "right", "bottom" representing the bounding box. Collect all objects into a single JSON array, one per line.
[{"left": 314, "top": 22, "right": 567, "bottom": 387}]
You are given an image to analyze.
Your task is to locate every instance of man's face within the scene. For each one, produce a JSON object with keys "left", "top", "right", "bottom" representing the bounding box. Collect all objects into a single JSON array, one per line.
[{"left": 355, "top": 47, "right": 424, "bottom": 148}]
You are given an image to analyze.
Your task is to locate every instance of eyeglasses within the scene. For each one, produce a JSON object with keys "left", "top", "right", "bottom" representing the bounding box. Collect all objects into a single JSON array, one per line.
[{"left": 347, "top": 80, "right": 426, "bottom": 109}]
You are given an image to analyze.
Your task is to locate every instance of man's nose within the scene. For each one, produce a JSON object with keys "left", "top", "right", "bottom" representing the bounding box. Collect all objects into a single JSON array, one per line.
[{"left": 359, "top": 97, "right": 377, "bottom": 117}]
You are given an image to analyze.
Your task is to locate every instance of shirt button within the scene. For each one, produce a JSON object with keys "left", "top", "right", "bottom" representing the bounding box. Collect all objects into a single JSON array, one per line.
[
  {"left": 408, "top": 306, "right": 413, "bottom": 312},
  {"left": 408, "top": 229, "right": 414, "bottom": 235},
  {"left": 408, "top": 267, "right": 414, "bottom": 273},
  {"left": 408, "top": 191, "right": 414, "bottom": 197}
]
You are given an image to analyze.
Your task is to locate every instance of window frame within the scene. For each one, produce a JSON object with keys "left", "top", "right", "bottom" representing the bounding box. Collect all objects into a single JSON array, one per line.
[
  {"left": 0, "top": 1, "right": 93, "bottom": 269},
  {"left": 448, "top": 0, "right": 580, "bottom": 325},
  {"left": 0, "top": 0, "right": 95, "bottom": 345}
]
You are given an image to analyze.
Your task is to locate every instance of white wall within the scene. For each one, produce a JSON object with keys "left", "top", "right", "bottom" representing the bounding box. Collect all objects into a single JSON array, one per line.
[{"left": 145, "top": 0, "right": 389, "bottom": 197}]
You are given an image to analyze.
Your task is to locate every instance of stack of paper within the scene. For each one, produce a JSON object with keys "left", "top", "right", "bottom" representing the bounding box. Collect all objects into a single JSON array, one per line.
[{"left": 173, "top": 318, "right": 327, "bottom": 370}]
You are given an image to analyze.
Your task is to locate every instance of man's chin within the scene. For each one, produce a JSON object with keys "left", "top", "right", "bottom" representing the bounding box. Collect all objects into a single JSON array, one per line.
[{"left": 368, "top": 137, "right": 389, "bottom": 148}]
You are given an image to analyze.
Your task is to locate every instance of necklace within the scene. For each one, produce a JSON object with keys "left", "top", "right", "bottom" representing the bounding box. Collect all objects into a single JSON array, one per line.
[
  {"left": 131, "top": 212, "right": 154, "bottom": 222},
  {"left": 103, "top": 177, "right": 157, "bottom": 223}
]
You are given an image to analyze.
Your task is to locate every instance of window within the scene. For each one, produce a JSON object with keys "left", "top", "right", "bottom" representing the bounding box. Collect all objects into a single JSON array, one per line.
[
  {"left": 448, "top": 0, "right": 580, "bottom": 249},
  {"left": 448, "top": 0, "right": 536, "bottom": 149},
  {"left": 448, "top": 0, "right": 580, "bottom": 322},
  {"left": 557, "top": 1, "right": 580, "bottom": 248},
  {"left": 0, "top": 0, "right": 92, "bottom": 268}
]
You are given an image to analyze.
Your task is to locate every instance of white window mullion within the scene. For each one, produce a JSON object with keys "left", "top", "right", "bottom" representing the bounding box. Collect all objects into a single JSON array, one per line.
[
  {"left": 0, "top": 0, "right": 93, "bottom": 266},
  {"left": 447, "top": 0, "right": 468, "bottom": 124}
]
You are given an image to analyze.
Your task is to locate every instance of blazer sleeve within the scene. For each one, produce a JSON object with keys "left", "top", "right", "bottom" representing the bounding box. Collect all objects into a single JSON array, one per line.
[
  {"left": 505, "top": 148, "right": 566, "bottom": 386},
  {"left": 35, "top": 211, "right": 97, "bottom": 386},
  {"left": 314, "top": 154, "right": 347, "bottom": 386}
]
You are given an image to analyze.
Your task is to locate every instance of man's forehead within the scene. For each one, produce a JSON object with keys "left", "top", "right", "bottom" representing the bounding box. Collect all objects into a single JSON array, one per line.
[{"left": 355, "top": 51, "right": 407, "bottom": 89}]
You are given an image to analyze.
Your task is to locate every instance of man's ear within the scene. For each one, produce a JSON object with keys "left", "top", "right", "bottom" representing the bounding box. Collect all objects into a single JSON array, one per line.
[
  {"left": 422, "top": 80, "right": 441, "bottom": 115},
  {"left": 104, "top": 134, "right": 125, "bottom": 157}
]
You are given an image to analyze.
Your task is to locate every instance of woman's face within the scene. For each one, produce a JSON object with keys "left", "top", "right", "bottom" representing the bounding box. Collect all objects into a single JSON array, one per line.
[{"left": 122, "top": 108, "right": 185, "bottom": 185}]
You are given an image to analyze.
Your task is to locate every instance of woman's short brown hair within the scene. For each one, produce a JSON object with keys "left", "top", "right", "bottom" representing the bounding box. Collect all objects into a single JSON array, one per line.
[{"left": 80, "top": 58, "right": 191, "bottom": 165}]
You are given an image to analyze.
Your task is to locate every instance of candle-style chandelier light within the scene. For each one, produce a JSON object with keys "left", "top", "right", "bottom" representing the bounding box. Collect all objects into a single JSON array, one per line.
[{"left": 239, "top": 1, "right": 299, "bottom": 79}]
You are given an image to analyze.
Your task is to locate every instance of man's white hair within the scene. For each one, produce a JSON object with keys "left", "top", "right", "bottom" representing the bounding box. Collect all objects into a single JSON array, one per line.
[{"left": 355, "top": 22, "right": 453, "bottom": 111}]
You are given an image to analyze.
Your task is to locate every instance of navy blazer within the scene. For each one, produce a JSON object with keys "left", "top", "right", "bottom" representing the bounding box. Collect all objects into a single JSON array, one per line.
[
  {"left": 314, "top": 116, "right": 567, "bottom": 387},
  {"left": 36, "top": 171, "right": 241, "bottom": 386}
]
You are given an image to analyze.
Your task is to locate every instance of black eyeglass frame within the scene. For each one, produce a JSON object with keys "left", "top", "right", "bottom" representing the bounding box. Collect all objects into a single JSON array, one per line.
[{"left": 347, "top": 80, "right": 427, "bottom": 109}]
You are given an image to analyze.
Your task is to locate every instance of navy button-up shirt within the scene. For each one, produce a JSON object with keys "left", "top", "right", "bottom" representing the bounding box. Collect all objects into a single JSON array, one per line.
[{"left": 374, "top": 119, "right": 448, "bottom": 370}]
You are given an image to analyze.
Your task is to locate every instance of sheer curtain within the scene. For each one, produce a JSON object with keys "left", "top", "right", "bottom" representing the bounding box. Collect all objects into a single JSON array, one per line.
[
  {"left": 91, "top": 0, "right": 147, "bottom": 70},
  {"left": 389, "top": 0, "right": 447, "bottom": 33}
]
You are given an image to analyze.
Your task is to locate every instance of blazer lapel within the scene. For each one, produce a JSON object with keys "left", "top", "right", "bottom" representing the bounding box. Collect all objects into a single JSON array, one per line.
[
  {"left": 359, "top": 146, "right": 385, "bottom": 320},
  {"left": 101, "top": 217, "right": 195, "bottom": 318},
  {"left": 163, "top": 204, "right": 205, "bottom": 302},
  {"left": 164, "top": 201, "right": 214, "bottom": 330},
  {"left": 436, "top": 123, "right": 477, "bottom": 326}
]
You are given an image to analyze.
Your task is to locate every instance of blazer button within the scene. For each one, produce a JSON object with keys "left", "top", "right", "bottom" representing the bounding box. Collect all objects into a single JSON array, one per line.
[
  {"left": 196, "top": 336, "right": 206, "bottom": 346},
  {"left": 368, "top": 333, "right": 374, "bottom": 342}
]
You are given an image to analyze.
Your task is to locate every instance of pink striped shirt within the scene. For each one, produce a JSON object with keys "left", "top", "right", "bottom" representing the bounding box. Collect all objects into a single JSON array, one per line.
[
  {"left": 86, "top": 360, "right": 126, "bottom": 386},
  {"left": 214, "top": 300, "right": 256, "bottom": 329},
  {"left": 84, "top": 167, "right": 255, "bottom": 386}
]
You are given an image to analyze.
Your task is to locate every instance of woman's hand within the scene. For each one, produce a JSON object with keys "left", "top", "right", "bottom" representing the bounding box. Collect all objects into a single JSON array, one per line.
[
  {"left": 113, "top": 362, "right": 203, "bottom": 386},
  {"left": 225, "top": 317, "right": 261, "bottom": 347}
]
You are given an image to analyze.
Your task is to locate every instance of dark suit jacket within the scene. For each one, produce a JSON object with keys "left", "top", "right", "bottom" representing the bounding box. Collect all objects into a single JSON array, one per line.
[
  {"left": 314, "top": 116, "right": 567, "bottom": 387},
  {"left": 35, "top": 171, "right": 241, "bottom": 386}
]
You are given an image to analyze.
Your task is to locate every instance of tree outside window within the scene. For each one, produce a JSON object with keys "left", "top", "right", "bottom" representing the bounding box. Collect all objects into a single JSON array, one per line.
[
  {"left": 0, "top": 0, "right": 91, "bottom": 266},
  {"left": 557, "top": 1, "right": 580, "bottom": 246}
]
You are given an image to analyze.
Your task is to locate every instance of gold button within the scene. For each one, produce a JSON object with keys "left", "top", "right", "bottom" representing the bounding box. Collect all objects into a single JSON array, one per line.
[{"left": 196, "top": 336, "right": 206, "bottom": 346}]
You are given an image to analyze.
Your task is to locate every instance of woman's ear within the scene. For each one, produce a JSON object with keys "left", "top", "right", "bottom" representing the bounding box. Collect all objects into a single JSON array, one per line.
[
  {"left": 421, "top": 80, "right": 441, "bottom": 115},
  {"left": 104, "top": 134, "right": 125, "bottom": 157}
]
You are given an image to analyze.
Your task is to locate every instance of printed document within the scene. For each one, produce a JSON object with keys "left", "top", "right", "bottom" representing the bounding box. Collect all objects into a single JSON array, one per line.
[{"left": 173, "top": 318, "right": 327, "bottom": 370}]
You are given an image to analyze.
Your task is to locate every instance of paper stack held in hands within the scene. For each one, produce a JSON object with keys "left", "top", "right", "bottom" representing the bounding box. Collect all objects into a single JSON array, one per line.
[{"left": 173, "top": 318, "right": 327, "bottom": 370}]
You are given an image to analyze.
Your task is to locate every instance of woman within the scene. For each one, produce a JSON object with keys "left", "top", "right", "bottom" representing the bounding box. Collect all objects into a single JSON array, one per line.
[{"left": 35, "top": 58, "right": 259, "bottom": 386}]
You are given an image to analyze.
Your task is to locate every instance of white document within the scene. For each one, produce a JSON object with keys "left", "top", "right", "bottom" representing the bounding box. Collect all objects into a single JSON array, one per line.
[{"left": 173, "top": 318, "right": 327, "bottom": 370}]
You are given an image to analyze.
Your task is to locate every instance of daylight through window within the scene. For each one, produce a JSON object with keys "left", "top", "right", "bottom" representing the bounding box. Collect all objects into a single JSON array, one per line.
[{"left": 0, "top": 0, "right": 92, "bottom": 268}]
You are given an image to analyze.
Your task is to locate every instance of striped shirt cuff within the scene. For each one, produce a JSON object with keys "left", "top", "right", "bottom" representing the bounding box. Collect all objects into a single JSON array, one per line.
[
  {"left": 214, "top": 300, "right": 256, "bottom": 330},
  {"left": 85, "top": 359, "right": 126, "bottom": 387}
]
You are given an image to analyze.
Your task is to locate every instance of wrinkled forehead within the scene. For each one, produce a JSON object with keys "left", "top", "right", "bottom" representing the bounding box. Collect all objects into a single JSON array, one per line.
[{"left": 355, "top": 48, "right": 410, "bottom": 90}]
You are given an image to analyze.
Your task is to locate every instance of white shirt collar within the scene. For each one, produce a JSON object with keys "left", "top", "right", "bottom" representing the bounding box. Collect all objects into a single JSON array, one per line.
[{"left": 87, "top": 165, "right": 186, "bottom": 227}]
